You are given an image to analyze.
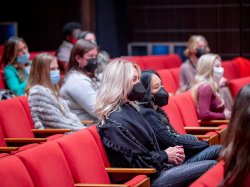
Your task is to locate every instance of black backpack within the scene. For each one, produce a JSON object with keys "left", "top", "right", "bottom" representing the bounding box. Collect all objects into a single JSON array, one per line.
[{"left": 0, "top": 89, "right": 16, "bottom": 100}]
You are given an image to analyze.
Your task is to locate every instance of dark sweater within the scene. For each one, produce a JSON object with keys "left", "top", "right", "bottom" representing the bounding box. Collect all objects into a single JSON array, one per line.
[
  {"left": 139, "top": 106, "right": 209, "bottom": 159},
  {"left": 97, "top": 103, "right": 170, "bottom": 173}
]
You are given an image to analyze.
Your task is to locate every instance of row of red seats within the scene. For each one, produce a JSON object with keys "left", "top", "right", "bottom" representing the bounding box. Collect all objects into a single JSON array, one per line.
[
  {"left": 156, "top": 57, "right": 250, "bottom": 96},
  {"left": 0, "top": 126, "right": 155, "bottom": 187},
  {"left": 0, "top": 96, "right": 70, "bottom": 153},
  {"left": 163, "top": 91, "right": 228, "bottom": 145},
  {"left": 120, "top": 54, "right": 182, "bottom": 71}
]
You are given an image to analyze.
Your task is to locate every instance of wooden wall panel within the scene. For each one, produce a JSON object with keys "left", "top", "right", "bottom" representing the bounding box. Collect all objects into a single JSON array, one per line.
[{"left": 128, "top": 0, "right": 249, "bottom": 59}]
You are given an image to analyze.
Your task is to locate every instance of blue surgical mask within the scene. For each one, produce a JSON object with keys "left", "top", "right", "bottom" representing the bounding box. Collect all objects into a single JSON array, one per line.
[
  {"left": 17, "top": 53, "right": 30, "bottom": 64},
  {"left": 50, "top": 70, "right": 60, "bottom": 85}
]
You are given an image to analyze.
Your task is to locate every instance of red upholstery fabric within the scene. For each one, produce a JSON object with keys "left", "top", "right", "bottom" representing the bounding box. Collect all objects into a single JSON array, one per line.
[
  {"left": 0, "top": 70, "right": 5, "bottom": 89},
  {"left": 0, "top": 98, "right": 34, "bottom": 138},
  {"left": 234, "top": 57, "right": 250, "bottom": 78},
  {"left": 17, "top": 141, "right": 75, "bottom": 187},
  {"left": 229, "top": 76, "right": 250, "bottom": 98},
  {"left": 162, "top": 99, "right": 186, "bottom": 134},
  {"left": 190, "top": 161, "right": 224, "bottom": 187},
  {"left": 172, "top": 91, "right": 200, "bottom": 127},
  {"left": 16, "top": 96, "right": 34, "bottom": 128},
  {"left": 161, "top": 54, "right": 182, "bottom": 69},
  {"left": 125, "top": 175, "right": 148, "bottom": 186},
  {"left": 0, "top": 153, "right": 8, "bottom": 158},
  {"left": 87, "top": 125, "right": 111, "bottom": 167},
  {"left": 157, "top": 69, "right": 179, "bottom": 94},
  {"left": 141, "top": 56, "right": 165, "bottom": 70},
  {"left": 169, "top": 67, "right": 180, "bottom": 88},
  {"left": 121, "top": 57, "right": 147, "bottom": 70},
  {"left": 29, "top": 51, "right": 56, "bottom": 60},
  {"left": 0, "top": 155, "right": 34, "bottom": 187},
  {"left": 56, "top": 129, "right": 111, "bottom": 184},
  {"left": 0, "top": 126, "right": 7, "bottom": 146},
  {"left": 221, "top": 60, "right": 240, "bottom": 80}
]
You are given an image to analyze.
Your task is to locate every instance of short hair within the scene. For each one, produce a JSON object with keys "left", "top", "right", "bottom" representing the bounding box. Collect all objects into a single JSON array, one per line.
[
  {"left": 26, "top": 53, "right": 58, "bottom": 95},
  {"left": 184, "top": 35, "right": 210, "bottom": 57},
  {"left": 61, "top": 22, "right": 81, "bottom": 39},
  {"left": 96, "top": 59, "right": 141, "bottom": 123}
]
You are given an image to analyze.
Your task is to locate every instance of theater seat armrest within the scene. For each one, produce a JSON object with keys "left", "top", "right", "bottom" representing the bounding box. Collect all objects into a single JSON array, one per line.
[
  {"left": 4, "top": 138, "right": 47, "bottom": 143},
  {"left": 184, "top": 126, "right": 221, "bottom": 133},
  {"left": 199, "top": 120, "right": 229, "bottom": 125},
  {"left": 75, "top": 184, "right": 129, "bottom": 187},
  {"left": 194, "top": 135, "right": 210, "bottom": 140},
  {"left": 0, "top": 146, "right": 18, "bottom": 152},
  {"left": 105, "top": 167, "right": 156, "bottom": 174},
  {"left": 81, "top": 120, "right": 94, "bottom": 126},
  {"left": 32, "top": 129, "right": 71, "bottom": 134}
]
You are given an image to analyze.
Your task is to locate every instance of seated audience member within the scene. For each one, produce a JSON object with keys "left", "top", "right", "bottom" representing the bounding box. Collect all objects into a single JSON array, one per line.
[
  {"left": 139, "top": 69, "right": 222, "bottom": 160},
  {"left": 1, "top": 36, "right": 31, "bottom": 95},
  {"left": 96, "top": 59, "right": 216, "bottom": 187},
  {"left": 26, "top": 53, "right": 84, "bottom": 131},
  {"left": 77, "top": 31, "right": 97, "bottom": 44},
  {"left": 191, "top": 54, "right": 231, "bottom": 120},
  {"left": 77, "top": 31, "right": 110, "bottom": 79},
  {"left": 220, "top": 84, "right": 250, "bottom": 187},
  {"left": 179, "top": 35, "right": 210, "bottom": 92},
  {"left": 56, "top": 22, "right": 82, "bottom": 70},
  {"left": 213, "top": 57, "right": 233, "bottom": 110},
  {"left": 60, "top": 39, "right": 99, "bottom": 123}
]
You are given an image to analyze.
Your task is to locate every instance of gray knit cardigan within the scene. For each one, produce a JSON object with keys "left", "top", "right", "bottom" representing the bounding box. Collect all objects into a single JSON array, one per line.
[{"left": 28, "top": 85, "right": 84, "bottom": 131}]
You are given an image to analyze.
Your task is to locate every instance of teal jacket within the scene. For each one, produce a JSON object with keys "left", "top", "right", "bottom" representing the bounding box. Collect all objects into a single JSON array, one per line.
[{"left": 4, "top": 65, "right": 28, "bottom": 96}]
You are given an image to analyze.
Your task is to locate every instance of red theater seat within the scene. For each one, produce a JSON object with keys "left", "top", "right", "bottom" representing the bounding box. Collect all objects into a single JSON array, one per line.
[
  {"left": 229, "top": 76, "right": 250, "bottom": 98},
  {"left": 0, "top": 155, "right": 34, "bottom": 187},
  {"left": 17, "top": 141, "right": 75, "bottom": 187},
  {"left": 161, "top": 54, "right": 182, "bottom": 69},
  {"left": 157, "top": 69, "right": 179, "bottom": 95},
  {"left": 221, "top": 60, "right": 240, "bottom": 80},
  {"left": 0, "top": 97, "right": 68, "bottom": 147},
  {"left": 29, "top": 51, "right": 56, "bottom": 60},
  {"left": 57, "top": 129, "right": 152, "bottom": 186}
]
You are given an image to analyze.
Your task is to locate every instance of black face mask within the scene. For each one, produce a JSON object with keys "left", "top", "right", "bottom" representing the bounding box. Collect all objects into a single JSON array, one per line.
[
  {"left": 153, "top": 87, "right": 169, "bottom": 107},
  {"left": 84, "top": 58, "right": 98, "bottom": 73},
  {"left": 196, "top": 48, "right": 206, "bottom": 58},
  {"left": 127, "top": 82, "right": 146, "bottom": 101}
]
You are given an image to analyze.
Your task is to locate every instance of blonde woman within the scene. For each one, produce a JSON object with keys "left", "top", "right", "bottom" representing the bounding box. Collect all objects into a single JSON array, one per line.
[
  {"left": 191, "top": 54, "right": 231, "bottom": 120},
  {"left": 179, "top": 35, "right": 210, "bottom": 92},
  {"left": 96, "top": 59, "right": 216, "bottom": 187},
  {"left": 1, "top": 37, "right": 31, "bottom": 95},
  {"left": 26, "top": 53, "right": 84, "bottom": 131}
]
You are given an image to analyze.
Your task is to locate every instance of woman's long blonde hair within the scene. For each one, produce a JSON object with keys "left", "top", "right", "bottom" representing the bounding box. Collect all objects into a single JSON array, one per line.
[
  {"left": 191, "top": 54, "right": 222, "bottom": 104},
  {"left": 96, "top": 59, "right": 141, "bottom": 123},
  {"left": 184, "top": 35, "right": 210, "bottom": 57},
  {"left": 25, "top": 53, "right": 59, "bottom": 96}
]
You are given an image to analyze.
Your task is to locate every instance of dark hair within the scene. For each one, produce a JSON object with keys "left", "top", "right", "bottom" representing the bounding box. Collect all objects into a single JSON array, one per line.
[
  {"left": 140, "top": 70, "right": 161, "bottom": 108},
  {"left": 221, "top": 84, "right": 250, "bottom": 186},
  {"left": 61, "top": 22, "right": 81, "bottom": 39},
  {"left": 67, "top": 39, "right": 98, "bottom": 74}
]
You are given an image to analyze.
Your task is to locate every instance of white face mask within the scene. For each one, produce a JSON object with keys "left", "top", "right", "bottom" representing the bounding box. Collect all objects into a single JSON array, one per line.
[{"left": 213, "top": 66, "right": 224, "bottom": 79}]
